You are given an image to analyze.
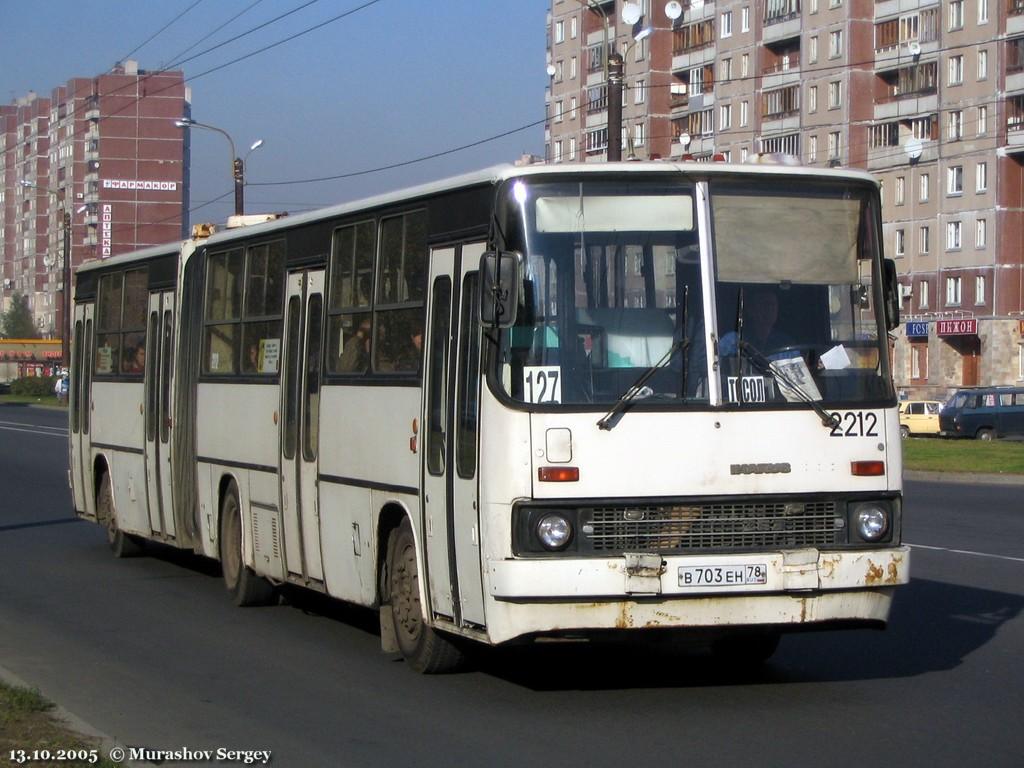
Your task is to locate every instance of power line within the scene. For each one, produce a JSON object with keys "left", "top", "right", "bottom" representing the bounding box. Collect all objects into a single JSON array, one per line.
[
  {"left": 159, "top": 0, "right": 270, "bottom": 69},
  {"left": 120, "top": 0, "right": 208, "bottom": 64}
]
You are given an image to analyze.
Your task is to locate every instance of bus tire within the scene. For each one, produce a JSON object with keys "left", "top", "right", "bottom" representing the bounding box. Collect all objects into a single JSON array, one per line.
[
  {"left": 976, "top": 428, "right": 995, "bottom": 441},
  {"left": 387, "top": 519, "right": 464, "bottom": 673},
  {"left": 900, "top": 425, "right": 910, "bottom": 439},
  {"left": 711, "top": 631, "right": 781, "bottom": 667},
  {"left": 219, "top": 483, "right": 275, "bottom": 607},
  {"left": 97, "top": 472, "right": 142, "bottom": 558}
]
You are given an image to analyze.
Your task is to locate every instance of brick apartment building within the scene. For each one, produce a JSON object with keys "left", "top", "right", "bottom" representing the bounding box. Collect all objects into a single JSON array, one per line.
[
  {"left": 545, "top": 0, "right": 1024, "bottom": 398},
  {"left": 0, "top": 60, "right": 189, "bottom": 339}
]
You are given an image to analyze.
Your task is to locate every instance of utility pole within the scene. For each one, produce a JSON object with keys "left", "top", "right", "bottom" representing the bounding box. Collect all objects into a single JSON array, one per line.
[
  {"left": 607, "top": 52, "right": 624, "bottom": 162},
  {"left": 62, "top": 210, "right": 70, "bottom": 368}
]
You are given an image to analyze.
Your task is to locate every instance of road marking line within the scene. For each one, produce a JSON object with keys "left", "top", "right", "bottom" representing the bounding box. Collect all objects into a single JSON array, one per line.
[
  {"left": 0, "top": 424, "right": 67, "bottom": 438},
  {"left": 909, "top": 542, "right": 1024, "bottom": 564}
]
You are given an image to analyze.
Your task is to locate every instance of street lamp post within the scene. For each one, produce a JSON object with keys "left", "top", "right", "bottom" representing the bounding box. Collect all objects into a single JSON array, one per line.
[
  {"left": 572, "top": 1, "right": 645, "bottom": 161},
  {"left": 174, "top": 118, "right": 262, "bottom": 217},
  {"left": 19, "top": 180, "right": 78, "bottom": 368}
]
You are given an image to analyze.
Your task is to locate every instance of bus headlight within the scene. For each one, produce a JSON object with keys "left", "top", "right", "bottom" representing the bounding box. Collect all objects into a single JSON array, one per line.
[
  {"left": 854, "top": 504, "right": 889, "bottom": 542},
  {"left": 537, "top": 514, "right": 573, "bottom": 551}
]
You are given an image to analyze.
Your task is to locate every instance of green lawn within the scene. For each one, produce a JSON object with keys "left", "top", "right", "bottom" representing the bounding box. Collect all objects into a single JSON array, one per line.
[
  {"left": 0, "top": 394, "right": 63, "bottom": 407},
  {"left": 902, "top": 436, "right": 1024, "bottom": 474}
]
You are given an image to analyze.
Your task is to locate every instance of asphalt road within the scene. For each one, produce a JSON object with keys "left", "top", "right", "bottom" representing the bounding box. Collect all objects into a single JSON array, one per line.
[{"left": 1, "top": 404, "right": 1022, "bottom": 767}]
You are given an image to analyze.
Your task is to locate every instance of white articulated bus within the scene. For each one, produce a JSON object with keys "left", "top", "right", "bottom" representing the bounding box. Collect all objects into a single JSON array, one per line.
[{"left": 70, "top": 161, "right": 909, "bottom": 672}]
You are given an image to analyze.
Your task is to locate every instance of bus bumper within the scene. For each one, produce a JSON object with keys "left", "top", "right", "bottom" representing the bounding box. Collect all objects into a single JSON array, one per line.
[{"left": 484, "top": 546, "right": 909, "bottom": 644}]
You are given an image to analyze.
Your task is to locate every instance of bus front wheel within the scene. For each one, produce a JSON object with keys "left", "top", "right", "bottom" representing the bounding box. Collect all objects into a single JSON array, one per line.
[
  {"left": 219, "top": 483, "right": 275, "bottom": 607},
  {"left": 97, "top": 472, "right": 141, "bottom": 558},
  {"left": 387, "top": 519, "right": 464, "bottom": 673}
]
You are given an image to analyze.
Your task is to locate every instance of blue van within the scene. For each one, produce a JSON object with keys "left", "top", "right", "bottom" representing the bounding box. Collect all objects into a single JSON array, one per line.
[{"left": 939, "top": 386, "right": 1024, "bottom": 440}]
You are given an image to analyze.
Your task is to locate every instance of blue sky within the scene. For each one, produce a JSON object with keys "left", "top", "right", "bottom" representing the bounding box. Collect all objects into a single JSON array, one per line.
[{"left": 1, "top": 0, "right": 549, "bottom": 222}]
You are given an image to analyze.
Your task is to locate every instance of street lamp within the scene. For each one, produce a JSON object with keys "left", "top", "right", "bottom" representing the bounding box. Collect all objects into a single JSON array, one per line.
[
  {"left": 18, "top": 180, "right": 84, "bottom": 367},
  {"left": 174, "top": 118, "right": 263, "bottom": 217}
]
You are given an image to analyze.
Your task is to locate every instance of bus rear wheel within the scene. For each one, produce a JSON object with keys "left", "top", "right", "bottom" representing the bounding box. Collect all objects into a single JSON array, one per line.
[
  {"left": 97, "top": 472, "right": 141, "bottom": 558},
  {"left": 387, "top": 519, "right": 464, "bottom": 673},
  {"left": 219, "top": 483, "right": 275, "bottom": 607},
  {"left": 976, "top": 428, "right": 995, "bottom": 441}
]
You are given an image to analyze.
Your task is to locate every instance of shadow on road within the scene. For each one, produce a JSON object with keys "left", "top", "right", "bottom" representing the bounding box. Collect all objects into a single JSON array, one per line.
[
  {"left": 474, "top": 577, "right": 1023, "bottom": 690},
  {"left": 0, "top": 517, "right": 80, "bottom": 533}
]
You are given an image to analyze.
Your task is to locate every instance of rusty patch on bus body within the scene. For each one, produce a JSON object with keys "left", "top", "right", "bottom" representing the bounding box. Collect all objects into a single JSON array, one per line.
[{"left": 865, "top": 561, "right": 885, "bottom": 585}]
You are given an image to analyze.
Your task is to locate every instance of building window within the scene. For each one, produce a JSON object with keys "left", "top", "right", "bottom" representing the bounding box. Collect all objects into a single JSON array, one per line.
[
  {"left": 919, "top": 173, "right": 930, "bottom": 201},
  {"left": 570, "top": 96, "right": 577, "bottom": 119},
  {"left": 828, "top": 81, "right": 841, "bottom": 109},
  {"left": 946, "top": 222, "right": 962, "bottom": 251},
  {"left": 741, "top": 53, "right": 750, "bottom": 77},
  {"left": 810, "top": 0, "right": 818, "bottom": 12},
  {"left": 978, "top": 49, "right": 988, "bottom": 80},
  {"left": 946, "top": 276, "right": 962, "bottom": 305},
  {"left": 829, "top": 30, "right": 843, "bottom": 59},
  {"left": 808, "top": 85, "right": 818, "bottom": 113},
  {"left": 720, "top": 58, "right": 732, "bottom": 82},
  {"left": 742, "top": 6, "right": 750, "bottom": 32},
  {"left": 976, "top": 162, "right": 988, "bottom": 192},
  {"left": 720, "top": 103, "right": 732, "bottom": 130},
  {"left": 721, "top": 11, "right": 732, "bottom": 38},
  {"left": 569, "top": 137, "right": 577, "bottom": 160},
  {"left": 634, "top": 79, "right": 646, "bottom": 104},
  {"left": 975, "top": 274, "right": 986, "bottom": 304},
  {"left": 895, "top": 229, "right": 906, "bottom": 256},
  {"left": 976, "top": 219, "right": 987, "bottom": 249},
  {"left": 555, "top": 100, "right": 563, "bottom": 123},
  {"left": 978, "top": 105, "right": 988, "bottom": 136},
  {"left": 808, "top": 36, "right": 818, "bottom": 64},
  {"left": 947, "top": 165, "right": 963, "bottom": 194},
  {"left": 808, "top": 134, "right": 817, "bottom": 163},
  {"left": 948, "top": 55, "right": 963, "bottom": 85},
  {"left": 570, "top": 56, "right": 577, "bottom": 79},
  {"left": 949, "top": 0, "right": 964, "bottom": 30},
  {"left": 948, "top": 110, "right": 964, "bottom": 140},
  {"left": 633, "top": 122, "right": 645, "bottom": 147},
  {"left": 828, "top": 131, "right": 841, "bottom": 159},
  {"left": 554, "top": 140, "right": 563, "bottom": 163},
  {"left": 555, "top": 21, "right": 564, "bottom": 44},
  {"left": 911, "top": 344, "right": 927, "bottom": 380},
  {"left": 570, "top": 16, "right": 578, "bottom": 39},
  {"left": 740, "top": 100, "right": 749, "bottom": 126},
  {"left": 895, "top": 176, "right": 906, "bottom": 205},
  {"left": 919, "top": 279, "right": 929, "bottom": 307},
  {"left": 979, "top": 0, "right": 989, "bottom": 24},
  {"left": 920, "top": 225, "right": 930, "bottom": 254},
  {"left": 741, "top": 147, "right": 749, "bottom": 162}
]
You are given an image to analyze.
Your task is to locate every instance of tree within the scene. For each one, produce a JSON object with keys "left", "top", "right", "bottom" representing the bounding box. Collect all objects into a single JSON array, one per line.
[{"left": 1, "top": 293, "right": 39, "bottom": 339}]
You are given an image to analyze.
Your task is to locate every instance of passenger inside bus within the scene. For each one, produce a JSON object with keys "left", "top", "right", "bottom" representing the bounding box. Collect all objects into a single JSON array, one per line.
[
  {"left": 124, "top": 342, "right": 146, "bottom": 374},
  {"left": 719, "top": 285, "right": 792, "bottom": 357},
  {"left": 339, "top": 318, "right": 371, "bottom": 373}
]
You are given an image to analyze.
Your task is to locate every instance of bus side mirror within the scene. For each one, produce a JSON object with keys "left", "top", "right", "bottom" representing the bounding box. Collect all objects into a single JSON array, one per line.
[
  {"left": 882, "top": 258, "right": 900, "bottom": 331},
  {"left": 480, "top": 250, "right": 521, "bottom": 329}
]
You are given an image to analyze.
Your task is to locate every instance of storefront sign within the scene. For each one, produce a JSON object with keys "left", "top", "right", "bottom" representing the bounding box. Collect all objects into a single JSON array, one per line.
[
  {"left": 102, "top": 204, "right": 112, "bottom": 257},
  {"left": 102, "top": 179, "right": 178, "bottom": 191},
  {"left": 906, "top": 321, "right": 929, "bottom": 338},
  {"left": 936, "top": 318, "right": 977, "bottom": 336}
]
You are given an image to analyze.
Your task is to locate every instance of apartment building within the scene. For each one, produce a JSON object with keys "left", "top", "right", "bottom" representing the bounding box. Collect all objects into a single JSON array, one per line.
[
  {"left": 0, "top": 61, "right": 188, "bottom": 339},
  {"left": 545, "top": 0, "right": 1024, "bottom": 397}
]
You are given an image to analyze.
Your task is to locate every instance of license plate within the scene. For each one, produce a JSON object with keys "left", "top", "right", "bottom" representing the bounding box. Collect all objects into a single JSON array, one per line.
[{"left": 678, "top": 564, "right": 768, "bottom": 587}]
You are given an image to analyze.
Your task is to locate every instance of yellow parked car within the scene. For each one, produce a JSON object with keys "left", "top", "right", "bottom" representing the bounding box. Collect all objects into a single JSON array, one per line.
[{"left": 898, "top": 399, "right": 942, "bottom": 438}]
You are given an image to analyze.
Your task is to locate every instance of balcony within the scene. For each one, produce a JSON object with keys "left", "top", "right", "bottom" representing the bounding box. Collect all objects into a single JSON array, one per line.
[
  {"left": 762, "top": 54, "right": 801, "bottom": 90},
  {"left": 1011, "top": 0, "right": 1024, "bottom": 36},
  {"left": 762, "top": 0, "right": 801, "bottom": 45}
]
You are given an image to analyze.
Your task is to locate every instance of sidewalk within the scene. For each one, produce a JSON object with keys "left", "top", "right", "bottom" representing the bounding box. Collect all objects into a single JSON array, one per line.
[{"left": 904, "top": 470, "right": 1024, "bottom": 486}]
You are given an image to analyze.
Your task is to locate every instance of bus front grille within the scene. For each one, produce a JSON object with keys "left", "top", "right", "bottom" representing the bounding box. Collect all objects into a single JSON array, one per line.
[{"left": 584, "top": 501, "right": 843, "bottom": 553}]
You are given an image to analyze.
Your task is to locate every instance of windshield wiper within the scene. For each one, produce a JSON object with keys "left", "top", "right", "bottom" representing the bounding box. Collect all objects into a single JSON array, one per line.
[
  {"left": 597, "top": 337, "right": 690, "bottom": 431},
  {"left": 737, "top": 341, "right": 839, "bottom": 429}
]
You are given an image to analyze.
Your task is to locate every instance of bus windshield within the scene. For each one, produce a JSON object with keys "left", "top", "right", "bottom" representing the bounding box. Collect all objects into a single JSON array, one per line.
[
  {"left": 711, "top": 180, "right": 891, "bottom": 407},
  {"left": 496, "top": 178, "right": 706, "bottom": 406},
  {"left": 493, "top": 174, "right": 891, "bottom": 409}
]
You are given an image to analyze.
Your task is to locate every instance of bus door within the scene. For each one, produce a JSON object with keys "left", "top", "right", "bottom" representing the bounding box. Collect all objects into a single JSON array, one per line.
[
  {"left": 70, "top": 302, "right": 94, "bottom": 515},
  {"left": 280, "top": 269, "right": 326, "bottom": 583},
  {"left": 143, "top": 290, "right": 176, "bottom": 538},
  {"left": 422, "top": 244, "right": 486, "bottom": 627}
]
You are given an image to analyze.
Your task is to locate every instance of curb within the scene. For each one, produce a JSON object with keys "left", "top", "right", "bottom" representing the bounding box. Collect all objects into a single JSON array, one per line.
[
  {"left": 904, "top": 470, "right": 1024, "bottom": 486},
  {"left": 0, "top": 663, "right": 137, "bottom": 767}
]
